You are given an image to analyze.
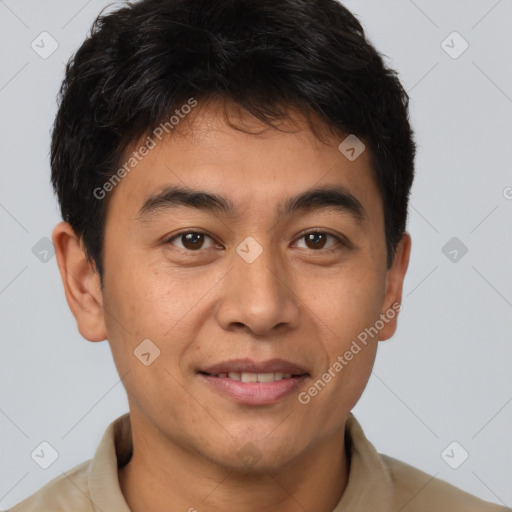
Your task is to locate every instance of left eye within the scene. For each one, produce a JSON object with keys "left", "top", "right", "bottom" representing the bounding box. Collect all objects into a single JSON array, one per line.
[
  {"left": 294, "top": 231, "right": 341, "bottom": 250},
  {"left": 167, "top": 232, "right": 219, "bottom": 251}
]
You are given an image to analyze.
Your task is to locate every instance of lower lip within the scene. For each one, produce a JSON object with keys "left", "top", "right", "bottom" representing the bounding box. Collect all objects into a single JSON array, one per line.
[{"left": 199, "top": 374, "right": 308, "bottom": 405}]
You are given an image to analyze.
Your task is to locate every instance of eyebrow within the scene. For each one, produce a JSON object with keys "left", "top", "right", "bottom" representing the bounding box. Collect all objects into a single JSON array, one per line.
[{"left": 137, "top": 185, "right": 366, "bottom": 222}]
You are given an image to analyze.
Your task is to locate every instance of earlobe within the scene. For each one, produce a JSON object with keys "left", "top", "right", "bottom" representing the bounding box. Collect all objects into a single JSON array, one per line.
[
  {"left": 52, "top": 221, "right": 107, "bottom": 342},
  {"left": 378, "top": 233, "right": 411, "bottom": 341}
]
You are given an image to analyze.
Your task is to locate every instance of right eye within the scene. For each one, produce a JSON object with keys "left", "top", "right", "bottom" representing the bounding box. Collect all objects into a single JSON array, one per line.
[{"left": 165, "top": 231, "right": 222, "bottom": 251}]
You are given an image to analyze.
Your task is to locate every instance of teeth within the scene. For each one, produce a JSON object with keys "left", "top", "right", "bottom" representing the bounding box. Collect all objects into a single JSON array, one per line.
[
  {"left": 215, "top": 371, "right": 296, "bottom": 382},
  {"left": 241, "top": 372, "right": 258, "bottom": 382}
]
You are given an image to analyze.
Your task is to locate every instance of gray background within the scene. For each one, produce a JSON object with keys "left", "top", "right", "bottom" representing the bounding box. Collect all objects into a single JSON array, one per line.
[{"left": 1, "top": 0, "right": 511, "bottom": 508}]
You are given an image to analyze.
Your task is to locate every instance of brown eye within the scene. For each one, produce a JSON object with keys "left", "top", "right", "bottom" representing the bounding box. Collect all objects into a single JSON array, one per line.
[
  {"left": 295, "top": 231, "right": 343, "bottom": 251},
  {"left": 168, "top": 232, "right": 217, "bottom": 251},
  {"left": 304, "top": 232, "right": 328, "bottom": 250},
  {"left": 182, "top": 232, "right": 205, "bottom": 250}
]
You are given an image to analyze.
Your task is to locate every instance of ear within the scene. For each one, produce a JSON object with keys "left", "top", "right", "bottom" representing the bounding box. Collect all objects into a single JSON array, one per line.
[
  {"left": 378, "top": 232, "right": 411, "bottom": 341},
  {"left": 52, "top": 221, "right": 107, "bottom": 342}
]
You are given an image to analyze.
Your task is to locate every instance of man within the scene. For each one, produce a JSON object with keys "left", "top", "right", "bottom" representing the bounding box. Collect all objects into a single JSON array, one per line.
[{"left": 9, "top": 0, "right": 507, "bottom": 510}]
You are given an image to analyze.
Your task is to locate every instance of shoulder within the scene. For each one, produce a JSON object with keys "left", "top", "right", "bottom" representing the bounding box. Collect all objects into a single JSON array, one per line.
[
  {"left": 381, "top": 454, "right": 508, "bottom": 512},
  {"left": 7, "top": 459, "right": 93, "bottom": 512}
]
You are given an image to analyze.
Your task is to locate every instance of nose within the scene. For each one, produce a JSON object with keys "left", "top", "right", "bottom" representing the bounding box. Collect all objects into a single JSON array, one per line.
[{"left": 214, "top": 242, "right": 301, "bottom": 337}]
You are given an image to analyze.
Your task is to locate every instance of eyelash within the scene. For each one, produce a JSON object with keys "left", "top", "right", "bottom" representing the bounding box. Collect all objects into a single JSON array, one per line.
[{"left": 164, "top": 229, "right": 347, "bottom": 252}]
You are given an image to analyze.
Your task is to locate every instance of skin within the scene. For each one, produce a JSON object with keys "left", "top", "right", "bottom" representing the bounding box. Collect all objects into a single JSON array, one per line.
[{"left": 53, "top": 98, "right": 411, "bottom": 512}]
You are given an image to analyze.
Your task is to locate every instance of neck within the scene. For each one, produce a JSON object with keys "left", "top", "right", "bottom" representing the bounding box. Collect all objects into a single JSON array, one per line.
[{"left": 119, "top": 413, "right": 350, "bottom": 512}]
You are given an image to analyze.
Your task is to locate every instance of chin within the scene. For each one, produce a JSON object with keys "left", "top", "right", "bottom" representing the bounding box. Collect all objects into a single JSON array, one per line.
[{"left": 210, "top": 435, "right": 302, "bottom": 473}]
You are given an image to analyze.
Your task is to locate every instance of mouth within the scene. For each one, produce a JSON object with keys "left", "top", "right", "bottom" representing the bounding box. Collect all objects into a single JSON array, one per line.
[
  {"left": 199, "top": 371, "right": 303, "bottom": 382},
  {"left": 197, "top": 358, "right": 310, "bottom": 405}
]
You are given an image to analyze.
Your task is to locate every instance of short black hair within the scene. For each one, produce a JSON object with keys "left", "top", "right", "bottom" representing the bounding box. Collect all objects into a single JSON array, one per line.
[{"left": 51, "top": 0, "right": 415, "bottom": 278}]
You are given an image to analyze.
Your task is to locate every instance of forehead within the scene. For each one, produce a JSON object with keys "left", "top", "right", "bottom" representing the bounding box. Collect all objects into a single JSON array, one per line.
[{"left": 105, "top": 99, "right": 382, "bottom": 225}]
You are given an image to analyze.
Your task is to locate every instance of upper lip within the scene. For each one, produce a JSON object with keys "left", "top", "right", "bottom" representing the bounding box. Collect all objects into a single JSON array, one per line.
[{"left": 200, "top": 358, "right": 309, "bottom": 375}]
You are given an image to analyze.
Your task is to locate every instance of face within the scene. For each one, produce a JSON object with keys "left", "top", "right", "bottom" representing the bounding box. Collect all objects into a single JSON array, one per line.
[{"left": 65, "top": 99, "right": 409, "bottom": 471}]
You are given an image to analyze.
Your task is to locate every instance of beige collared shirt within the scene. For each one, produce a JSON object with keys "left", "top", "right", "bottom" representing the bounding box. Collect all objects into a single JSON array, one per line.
[{"left": 9, "top": 413, "right": 507, "bottom": 511}]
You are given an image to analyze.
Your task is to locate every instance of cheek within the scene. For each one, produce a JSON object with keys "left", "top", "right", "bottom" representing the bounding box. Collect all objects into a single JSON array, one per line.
[
  {"left": 104, "top": 259, "right": 194, "bottom": 330},
  {"left": 99, "top": 265, "right": 197, "bottom": 415},
  {"left": 298, "top": 260, "right": 384, "bottom": 394},
  {"left": 101, "top": 259, "right": 223, "bottom": 369},
  {"left": 298, "top": 274, "right": 382, "bottom": 429},
  {"left": 302, "top": 261, "right": 385, "bottom": 341}
]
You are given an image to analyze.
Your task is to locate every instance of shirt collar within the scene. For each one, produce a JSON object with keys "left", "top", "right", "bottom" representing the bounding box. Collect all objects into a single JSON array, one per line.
[
  {"left": 332, "top": 413, "right": 393, "bottom": 511},
  {"left": 87, "top": 412, "right": 392, "bottom": 512},
  {"left": 88, "top": 412, "right": 132, "bottom": 511}
]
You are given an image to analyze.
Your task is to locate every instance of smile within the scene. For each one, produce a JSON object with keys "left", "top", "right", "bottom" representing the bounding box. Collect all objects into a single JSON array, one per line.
[
  {"left": 197, "top": 358, "right": 310, "bottom": 405},
  {"left": 203, "top": 371, "right": 296, "bottom": 382}
]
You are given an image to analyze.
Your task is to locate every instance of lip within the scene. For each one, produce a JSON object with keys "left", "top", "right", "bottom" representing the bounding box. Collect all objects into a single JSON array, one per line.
[
  {"left": 199, "top": 373, "right": 308, "bottom": 405},
  {"left": 198, "top": 358, "right": 310, "bottom": 405},
  {"left": 200, "top": 358, "right": 309, "bottom": 375}
]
